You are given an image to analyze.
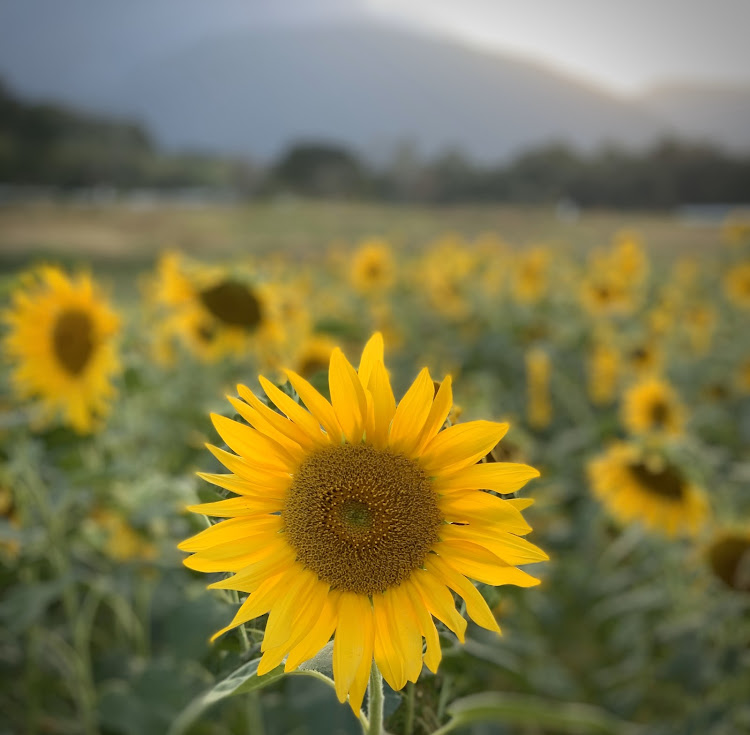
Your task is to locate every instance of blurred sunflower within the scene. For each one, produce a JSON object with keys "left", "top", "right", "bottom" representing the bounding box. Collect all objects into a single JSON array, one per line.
[
  {"left": 737, "top": 358, "right": 750, "bottom": 394},
  {"left": 89, "top": 508, "right": 157, "bottom": 563},
  {"left": 419, "top": 235, "right": 475, "bottom": 319},
  {"left": 706, "top": 530, "right": 750, "bottom": 592},
  {"left": 721, "top": 216, "right": 750, "bottom": 247},
  {"left": 293, "top": 334, "right": 337, "bottom": 379},
  {"left": 587, "top": 342, "right": 620, "bottom": 406},
  {"left": 511, "top": 247, "right": 550, "bottom": 305},
  {"left": 148, "top": 253, "right": 284, "bottom": 364},
  {"left": 611, "top": 231, "right": 649, "bottom": 285},
  {"left": 525, "top": 347, "right": 552, "bottom": 429},
  {"left": 723, "top": 262, "right": 750, "bottom": 309},
  {"left": 683, "top": 303, "right": 717, "bottom": 356},
  {"left": 626, "top": 341, "right": 663, "bottom": 377},
  {"left": 621, "top": 376, "right": 685, "bottom": 438},
  {"left": 349, "top": 238, "right": 395, "bottom": 295},
  {"left": 588, "top": 442, "right": 707, "bottom": 537},
  {"left": 621, "top": 376, "right": 686, "bottom": 438},
  {"left": 180, "top": 333, "right": 545, "bottom": 713},
  {"left": 0, "top": 485, "right": 20, "bottom": 559},
  {"left": 579, "top": 275, "right": 633, "bottom": 317},
  {"left": 2, "top": 267, "right": 120, "bottom": 433}
]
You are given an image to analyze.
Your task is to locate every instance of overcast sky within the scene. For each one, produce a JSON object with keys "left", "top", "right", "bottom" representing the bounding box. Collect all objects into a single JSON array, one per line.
[
  {"left": 1, "top": 0, "right": 749, "bottom": 95},
  {"left": 366, "top": 0, "right": 750, "bottom": 92}
]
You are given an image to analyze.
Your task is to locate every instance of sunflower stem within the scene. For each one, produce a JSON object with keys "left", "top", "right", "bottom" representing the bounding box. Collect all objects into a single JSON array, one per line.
[
  {"left": 368, "top": 661, "right": 385, "bottom": 735},
  {"left": 404, "top": 682, "right": 415, "bottom": 735}
]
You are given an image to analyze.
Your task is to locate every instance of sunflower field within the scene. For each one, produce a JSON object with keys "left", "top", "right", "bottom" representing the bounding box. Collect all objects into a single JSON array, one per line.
[{"left": 1, "top": 202, "right": 749, "bottom": 735}]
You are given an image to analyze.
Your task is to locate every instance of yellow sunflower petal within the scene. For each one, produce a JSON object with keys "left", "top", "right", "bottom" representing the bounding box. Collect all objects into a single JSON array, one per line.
[
  {"left": 425, "top": 555, "right": 500, "bottom": 633},
  {"left": 388, "top": 584, "right": 424, "bottom": 684},
  {"left": 506, "top": 498, "right": 535, "bottom": 511},
  {"left": 389, "top": 367, "right": 434, "bottom": 456},
  {"left": 346, "top": 607, "right": 375, "bottom": 715},
  {"left": 403, "top": 578, "right": 442, "bottom": 673},
  {"left": 367, "top": 359, "right": 396, "bottom": 448},
  {"left": 435, "top": 462, "right": 540, "bottom": 494},
  {"left": 333, "top": 593, "right": 372, "bottom": 704},
  {"left": 358, "top": 331, "right": 384, "bottom": 387},
  {"left": 372, "top": 593, "right": 405, "bottom": 691},
  {"left": 262, "top": 570, "right": 318, "bottom": 651},
  {"left": 329, "top": 348, "right": 368, "bottom": 444},
  {"left": 285, "top": 369, "right": 343, "bottom": 441},
  {"left": 441, "top": 524, "right": 549, "bottom": 565},
  {"left": 208, "top": 546, "right": 297, "bottom": 592},
  {"left": 178, "top": 515, "right": 282, "bottom": 552},
  {"left": 197, "top": 469, "right": 290, "bottom": 499},
  {"left": 186, "top": 495, "right": 283, "bottom": 518},
  {"left": 210, "top": 572, "right": 287, "bottom": 642},
  {"left": 210, "top": 414, "right": 295, "bottom": 472},
  {"left": 228, "top": 393, "right": 308, "bottom": 457},
  {"left": 285, "top": 590, "right": 341, "bottom": 671},
  {"left": 420, "top": 421, "right": 509, "bottom": 475},
  {"left": 439, "top": 540, "right": 541, "bottom": 587},
  {"left": 184, "top": 533, "right": 286, "bottom": 573},
  {"left": 204, "top": 445, "right": 292, "bottom": 485},
  {"left": 414, "top": 375, "right": 453, "bottom": 454},
  {"left": 411, "top": 569, "right": 467, "bottom": 643},
  {"left": 236, "top": 385, "right": 319, "bottom": 452},
  {"left": 259, "top": 375, "right": 328, "bottom": 445},
  {"left": 439, "top": 492, "right": 532, "bottom": 535}
]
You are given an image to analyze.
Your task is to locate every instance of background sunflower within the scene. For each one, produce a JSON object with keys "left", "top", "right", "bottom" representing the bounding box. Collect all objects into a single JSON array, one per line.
[{"left": 2, "top": 267, "right": 120, "bottom": 433}]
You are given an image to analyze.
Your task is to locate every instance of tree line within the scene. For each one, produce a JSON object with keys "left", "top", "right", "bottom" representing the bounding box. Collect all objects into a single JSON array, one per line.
[{"left": 2, "top": 79, "right": 749, "bottom": 209}]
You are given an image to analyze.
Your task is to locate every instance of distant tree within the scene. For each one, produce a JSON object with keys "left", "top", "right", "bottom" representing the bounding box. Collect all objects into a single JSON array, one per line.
[{"left": 268, "top": 143, "right": 365, "bottom": 197}]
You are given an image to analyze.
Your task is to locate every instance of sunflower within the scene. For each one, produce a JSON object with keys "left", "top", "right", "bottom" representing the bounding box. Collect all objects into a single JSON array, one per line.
[
  {"left": 2, "top": 267, "right": 120, "bottom": 433},
  {"left": 723, "top": 262, "right": 750, "bottom": 309},
  {"left": 626, "top": 341, "right": 663, "bottom": 377},
  {"left": 0, "top": 484, "right": 20, "bottom": 559},
  {"left": 737, "top": 358, "right": 750, "bottom": 394},
  {"left": 579, "top": 274, "right": 634, "bottom": 317},
  {"left": 148, "top": 253, "right": 284, "bottom": 364},
  {"left": 587, "top": 342, "right": 620, "bottom": 406},
  {"left": 621, "top": 376, "right": 685, "bottom": 438},
  {"left": 350, "top": 239, "right": 396, "bottom": 295},
  {"left": 511, "top": 247, "right": 550, "bottom": 305},
  {"left": 418, "top": 235, "right": 476, "bottom": 320},
  {"left": 525, "top": 347, "right": 552, "bottom": 429},
  {"left": 611, "top": 230, "right": 649, "bottom": 285},
  {"left": 706, "top": 530, "right": 750, "bottom": 592},
  {"left": 588, "top": 442, "right": 708, "bottom": 537},
  {"left": 293, "top": 334, "right": 337, "bottom": 379},
  {"left": 180, "top": 333, "right": 545, "bottom": 713},
  {"left": 683, "top": 303, "right": 716, "bottom": 356}
]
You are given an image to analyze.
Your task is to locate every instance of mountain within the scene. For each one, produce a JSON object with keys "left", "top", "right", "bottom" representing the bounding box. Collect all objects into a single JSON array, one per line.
[
  {"left": 86, "top": 24, "right": 668, "bottom": 162},
  {"left": 2, "top": 19, "right": 749, "bottom": 161},
  {"left": 637, "top": 83, "right": 750, "bottom": 152}
]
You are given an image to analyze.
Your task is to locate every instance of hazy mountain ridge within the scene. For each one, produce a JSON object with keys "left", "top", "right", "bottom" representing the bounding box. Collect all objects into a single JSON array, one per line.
[
  {"left": 636, "top": 83, "right": 750, "bottom": 151},
  {"left": 2, "top": 21, "right": 749, "bottom": 161}
]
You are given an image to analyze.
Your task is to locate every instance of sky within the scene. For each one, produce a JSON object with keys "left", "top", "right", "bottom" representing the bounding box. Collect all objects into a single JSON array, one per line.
[
  {"left": 0, "top": 0, "right": 749, "bottom": 96},
  {"left": 366, "top": 0, "right": 750, "bottom": 93}
]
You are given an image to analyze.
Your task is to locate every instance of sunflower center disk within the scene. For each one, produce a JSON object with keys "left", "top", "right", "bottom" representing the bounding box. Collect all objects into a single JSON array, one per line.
[
  {"left": 284, "top": 444, "right": 443, "bottom": 596},
  {"left": 649, "top": 401, "right": 670, "bottom": 427},
  {"left": 627, "top": 462, "right": 686, "bottom": 500},
  {"left": 53, "top": 309, "right": 95, "bottom": 375},
  {"left": 198, "top": 280, "right": 262, "bottom": 329}
]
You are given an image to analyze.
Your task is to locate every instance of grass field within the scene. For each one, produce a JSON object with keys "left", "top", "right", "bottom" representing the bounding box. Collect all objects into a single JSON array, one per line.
[{"left": 1, "top": 200, "right": 749, "bottom": 735}]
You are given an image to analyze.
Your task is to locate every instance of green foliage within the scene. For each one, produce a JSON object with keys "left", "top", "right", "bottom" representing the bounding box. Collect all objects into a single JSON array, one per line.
[{"left": 1, "top": 210, "right": 749, "bottom": 735}]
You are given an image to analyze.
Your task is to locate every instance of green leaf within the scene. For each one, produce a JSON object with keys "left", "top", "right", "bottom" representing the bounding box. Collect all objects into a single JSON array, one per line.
[
  {"left": 167, "top": 642, "right": 337, "bottom": 735},
  {"left": 436, "top": 693, "right": 640, "bottom": 735},
  {"left": 0, "top": 579, "right": 68, "bottom": 635},
  {"left": 167, "top": 658, "right": 283, "bottom": 735}
]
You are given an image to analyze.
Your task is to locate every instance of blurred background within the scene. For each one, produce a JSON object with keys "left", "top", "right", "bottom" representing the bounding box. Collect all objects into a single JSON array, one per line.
[{"left": 1, "top": 2, "right": 750, "bottom": 734}]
